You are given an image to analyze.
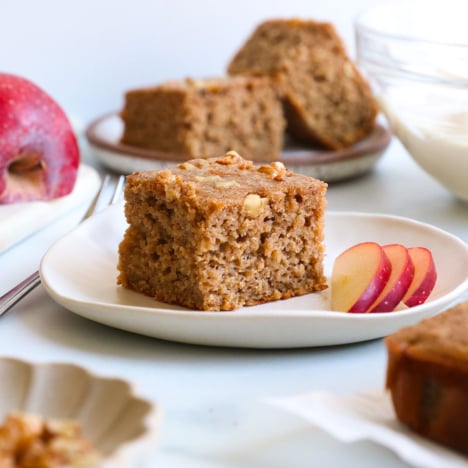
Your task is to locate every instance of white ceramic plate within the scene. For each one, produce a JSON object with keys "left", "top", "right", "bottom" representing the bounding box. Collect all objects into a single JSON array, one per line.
[
  {"left": 0, "top": 357, "right": 159, "bottom": 467},
  {"left": 40, "top": 206, "right": 468, "bottom": 348},
  {"left": 85, "top": 113, "right": 391, "bottom": 182}
]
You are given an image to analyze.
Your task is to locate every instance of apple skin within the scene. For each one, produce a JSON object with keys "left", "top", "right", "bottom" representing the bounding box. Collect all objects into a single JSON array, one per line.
[
  {"left": 402, "top": 247, "right": 437, "bottom": 307},
  {"left": 0, "top": 73, "right": 79, "bottom": 204},
  {"left": 331, "top": 242, "right": 392, "bottom": 313},
  {"left": 368, "top": 244, "right": 415, "bottom": 313}
]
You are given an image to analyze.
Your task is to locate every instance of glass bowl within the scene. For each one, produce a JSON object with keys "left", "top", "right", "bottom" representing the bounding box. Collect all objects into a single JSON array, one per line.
[{"left": 355, "top": 0, "right": 468, "bottom": 202}]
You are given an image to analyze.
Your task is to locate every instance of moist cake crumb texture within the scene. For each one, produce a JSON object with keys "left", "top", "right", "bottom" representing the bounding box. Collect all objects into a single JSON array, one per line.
[{"left": 117, "top": 151, "right": 327, "bottom": 311}]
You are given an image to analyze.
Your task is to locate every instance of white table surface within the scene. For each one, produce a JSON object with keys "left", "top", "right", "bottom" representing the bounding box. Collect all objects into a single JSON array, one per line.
[{"left": 1, "top": 136, "right": 467, "bottom": 468}]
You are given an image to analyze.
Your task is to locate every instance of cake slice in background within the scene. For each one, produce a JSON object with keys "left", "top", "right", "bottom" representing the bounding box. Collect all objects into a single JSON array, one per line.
[
  {"left": 228, "top": 19, "right": 378, "bottom": 150},
  {"left": 120, "top": 76, "right": 285, "bottom": 161}
]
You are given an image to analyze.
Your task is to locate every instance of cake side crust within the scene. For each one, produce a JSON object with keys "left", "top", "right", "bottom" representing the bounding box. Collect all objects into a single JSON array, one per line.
[{"left": 385, "top": 302, "right": 468, "bottom": 454}]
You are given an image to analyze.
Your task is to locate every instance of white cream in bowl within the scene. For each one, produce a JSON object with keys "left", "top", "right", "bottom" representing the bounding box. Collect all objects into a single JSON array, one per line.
[{"left": 378, "top": 86, "right": 468, "bottom": 202}]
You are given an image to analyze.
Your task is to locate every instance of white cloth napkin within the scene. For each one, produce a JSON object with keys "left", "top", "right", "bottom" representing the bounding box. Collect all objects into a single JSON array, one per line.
[
  {"left": 267, "top": 389, "right": 468, "bottom": 468},
  {"left": 0, "top": 164, "right": 100, "bottom": 253}
]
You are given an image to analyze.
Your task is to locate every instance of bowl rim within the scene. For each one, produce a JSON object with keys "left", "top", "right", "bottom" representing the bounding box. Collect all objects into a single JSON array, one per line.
[{"left": 355, "top": 0, "right": 468, "bottom": 49}]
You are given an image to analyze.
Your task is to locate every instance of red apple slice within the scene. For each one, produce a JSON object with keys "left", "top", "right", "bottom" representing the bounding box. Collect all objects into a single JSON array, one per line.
[
  {"left": 401, "top": 247, "right": 437, "bottom": 307},
  {"left": 367, "top": 244, "right": 415, "bottom": 313},
  {"left": 331, "top": 242, "right": 392, "bottom": 313}
]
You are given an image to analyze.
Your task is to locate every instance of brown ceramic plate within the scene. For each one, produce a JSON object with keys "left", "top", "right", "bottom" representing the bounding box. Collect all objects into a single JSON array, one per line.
[{"left": 85, "top": 112, "right": 391, "bottom": 182}]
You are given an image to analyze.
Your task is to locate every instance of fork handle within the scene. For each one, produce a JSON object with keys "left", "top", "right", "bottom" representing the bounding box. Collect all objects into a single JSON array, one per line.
[{"left": 0, "top": 271, "right": 41, "bottom": 317}]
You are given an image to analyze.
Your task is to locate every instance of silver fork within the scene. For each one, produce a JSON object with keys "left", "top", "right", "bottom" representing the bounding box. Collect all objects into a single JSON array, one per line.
[{"left": 0, "top": 173, "right": 125, "bottom": 317}]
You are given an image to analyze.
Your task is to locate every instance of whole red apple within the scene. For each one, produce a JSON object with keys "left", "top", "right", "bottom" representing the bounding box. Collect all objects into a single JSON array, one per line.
[{"left": 0, "top": 73, "right": 79, "bottom": 204}]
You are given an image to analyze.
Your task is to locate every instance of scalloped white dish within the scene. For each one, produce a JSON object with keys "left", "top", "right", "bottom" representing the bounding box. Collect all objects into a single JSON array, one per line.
[
  {"left": 0, "top": 357, "right": 159, "bottom": 467},
  {"left": 85, "top": 113, "right": 391, "bottom": 182},
  {"left": 39, "top": 206, "right": 468, "bottom": 348}
]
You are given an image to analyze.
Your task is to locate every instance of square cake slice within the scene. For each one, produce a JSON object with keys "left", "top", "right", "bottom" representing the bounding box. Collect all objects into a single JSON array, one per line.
[
  {"left": 120, "top": 76, "right": 285, "bottom": 161},
  {"left": 117, "top": 151, "right": 327, "bottom": 311},
  {"left": 227, "top": 19, "right": 377, "bottom": 150}
]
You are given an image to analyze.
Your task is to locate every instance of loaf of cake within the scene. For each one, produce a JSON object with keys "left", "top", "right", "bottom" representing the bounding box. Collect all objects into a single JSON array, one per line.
[
  {"left": 117, "top": 151, "right": 327, "bottom": 311},
  {"left": 227, "top": 19, "right": 378, "bottom": 150},
  {"left": 385, "top": 302, "right": 468, "bottom": 454},
  {"left": 120, "top": 76, "right": 285, "bottom": 161}
]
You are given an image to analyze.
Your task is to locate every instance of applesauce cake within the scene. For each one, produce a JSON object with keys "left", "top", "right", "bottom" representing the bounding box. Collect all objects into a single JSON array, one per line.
[
  {"left": 120, "top": 76, "right": 285, "bottom": 161},
  {"left": 385, "top": 302, "right": 468, "bottom": 454},
  {"left": 117, "top": 151, "right": 327, "bottom": 311},
  {"left": 227, "top": 19, "right": 378, "bottom": 149}
]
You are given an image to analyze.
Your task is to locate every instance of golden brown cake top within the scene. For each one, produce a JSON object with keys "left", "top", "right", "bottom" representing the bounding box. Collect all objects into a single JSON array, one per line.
[
  {"left": 385, "top": 301, "right": 468, "bottom": 368},
  {"left": 127, "top": 151, "right": 327, "bottom": 208},
  {"left": 227, "top": 18, "right": 348, "bottom": 76}
]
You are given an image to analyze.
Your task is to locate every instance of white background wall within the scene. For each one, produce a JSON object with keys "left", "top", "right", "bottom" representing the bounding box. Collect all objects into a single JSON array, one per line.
[{"left": 1, "top": 0, "right": 383, "bottom": 124}]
